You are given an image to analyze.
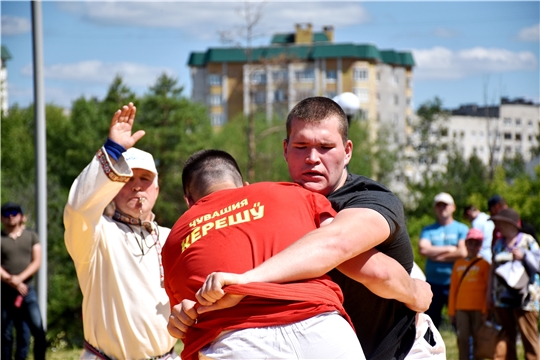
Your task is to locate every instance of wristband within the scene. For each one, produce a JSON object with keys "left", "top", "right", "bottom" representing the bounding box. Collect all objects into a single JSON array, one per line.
[{"left": 104, "top": 138, "right": 127, "bottom": 161}]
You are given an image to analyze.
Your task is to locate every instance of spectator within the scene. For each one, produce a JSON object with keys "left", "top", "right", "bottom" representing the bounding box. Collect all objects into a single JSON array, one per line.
[
  {"left": 488, "top": 195, "right": 537, "bottom": 242},
  {"left": 489, "top": 208, "right": 540, "bottom": 360},
  {"left": 63, "top": 103, "right": 177, "bottom": 359},
  {"left": 464, "top": 205, "right": 495, "bottom": 263},
  {"left": 1, "top": 202, "right": 46, "bottom": 360},
  {"left": 448, "top": 228, "right": 490, "bottom": 360},
  {"left": 419, "top": 192, "right": 468, "bottom": 328}
]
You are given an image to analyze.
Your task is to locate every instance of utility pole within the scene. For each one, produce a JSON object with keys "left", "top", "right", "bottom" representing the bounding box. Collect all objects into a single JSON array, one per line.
[{"left": 32, "top": 0, "right": 48, "bottom": 328}]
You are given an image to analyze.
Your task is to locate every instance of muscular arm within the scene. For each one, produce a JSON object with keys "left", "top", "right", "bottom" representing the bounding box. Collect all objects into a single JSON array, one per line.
[
  {"left": 337, "top": 249, "right": 431, "bottom": 312},
  {"left": 198, "top": 207, "right": 432, "bottom": 313},
  {"left": 241, "top": 207, "right": 390, "bottom": 283}
]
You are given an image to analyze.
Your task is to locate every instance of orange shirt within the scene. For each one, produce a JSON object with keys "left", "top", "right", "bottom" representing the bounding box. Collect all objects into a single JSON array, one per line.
[{"left": 448, "top": 257, "right": 490, "bottom": 316}]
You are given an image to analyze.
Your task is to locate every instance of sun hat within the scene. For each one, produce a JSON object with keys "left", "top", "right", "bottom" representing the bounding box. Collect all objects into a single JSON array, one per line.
[
  {"left": 465, "top": 228, "right": 484, "bottom": 242},
  {"left": 489, "top": 208, "right": 521, "bottom": 230},
  {"left": 433, "top": 192, "right": 454, "bottom": 205},
  {"left": 123, "top": 147, "right": 158, "bottom": 175}
]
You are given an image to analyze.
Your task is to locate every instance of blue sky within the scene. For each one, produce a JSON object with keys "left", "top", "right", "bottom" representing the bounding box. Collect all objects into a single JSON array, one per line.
[{"left": 1, "top": 1, "right": 539, "bottom": 111}]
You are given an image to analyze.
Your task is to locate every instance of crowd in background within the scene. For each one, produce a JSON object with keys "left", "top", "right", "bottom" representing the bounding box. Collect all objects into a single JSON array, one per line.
[{"left": 420, "top": 192, "right": 540, "bottom": 360}]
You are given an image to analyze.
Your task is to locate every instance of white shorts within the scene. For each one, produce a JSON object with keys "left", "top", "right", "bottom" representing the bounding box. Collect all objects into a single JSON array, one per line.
[{"left": 199, "top": 311, "right": 364, "bottom": 359}]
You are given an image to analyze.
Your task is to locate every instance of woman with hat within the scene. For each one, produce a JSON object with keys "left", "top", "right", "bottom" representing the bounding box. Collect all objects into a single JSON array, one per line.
[{"left": 489, "top": 208, "right": 540, "bottom": 360}]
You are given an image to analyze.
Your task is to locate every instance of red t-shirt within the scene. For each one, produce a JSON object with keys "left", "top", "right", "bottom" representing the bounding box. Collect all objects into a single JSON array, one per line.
[{"left": 163, "top": 182, "right": 347, "bottom": 359}]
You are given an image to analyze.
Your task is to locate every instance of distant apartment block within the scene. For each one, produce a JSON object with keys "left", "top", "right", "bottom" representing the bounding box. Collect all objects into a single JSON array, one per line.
[
  {"left": 188, "top": 23, "right": 414, "bottom": 140},
  {"left": 405, "top": 97, "right": 540, "bottom": 183},
  {"left": 1, "top": 46, "right": 12, "bottom": 114}
]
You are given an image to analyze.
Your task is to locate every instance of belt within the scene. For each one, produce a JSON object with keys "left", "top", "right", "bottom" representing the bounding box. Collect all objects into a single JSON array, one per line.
[{"left": 84, "top": 340, "right": 175, "bottom": 360}]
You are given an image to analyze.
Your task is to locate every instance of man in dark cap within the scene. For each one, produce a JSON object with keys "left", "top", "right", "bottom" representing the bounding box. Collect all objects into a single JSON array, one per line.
[{"left": 1, "top": 202, "right": 46, "bottom": 360}]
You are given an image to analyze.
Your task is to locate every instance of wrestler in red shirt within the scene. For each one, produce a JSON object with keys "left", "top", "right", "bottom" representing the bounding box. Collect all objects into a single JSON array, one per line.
[{"left": 162, "top": 150, "right": 357, "bottom": 360}]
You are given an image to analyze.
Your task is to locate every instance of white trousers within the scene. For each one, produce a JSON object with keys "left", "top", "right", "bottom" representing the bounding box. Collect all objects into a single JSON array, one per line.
[{"left": 199, "top": 311, "right": 364, "bottom": 359}]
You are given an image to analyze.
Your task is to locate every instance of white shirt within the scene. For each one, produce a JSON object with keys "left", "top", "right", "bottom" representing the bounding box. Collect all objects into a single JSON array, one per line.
[{"left": 64, "top": 148, "right": 176, "bottom": 359}]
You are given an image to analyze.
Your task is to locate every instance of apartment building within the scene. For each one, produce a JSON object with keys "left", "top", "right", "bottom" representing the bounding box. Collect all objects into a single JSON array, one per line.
[
  {"left": 188, "top": 23, "right": 414, "bottom": 140},
  {"left": 1, "top": 45, "right": 12, "bottom": 114},
  {"left": 405, "top": 97, "right": 539, "bottom": 183},
  {"left": 448, "top": 98, "right": 539, "bottom": 164}
]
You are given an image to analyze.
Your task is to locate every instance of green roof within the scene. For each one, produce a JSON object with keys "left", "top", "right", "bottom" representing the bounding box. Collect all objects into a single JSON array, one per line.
[
  {"left": 271, "top": 32, "right": 329, "bottom": 44},
  {"left": 1, "top": 46, "right": 12, "bottom": 61},
  {"left": 188, "top": 43, "right": 414, "bottom": 68}
]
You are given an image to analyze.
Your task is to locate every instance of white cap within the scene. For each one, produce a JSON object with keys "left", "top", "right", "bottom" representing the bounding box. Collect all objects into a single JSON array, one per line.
[
  {"left": 433, "top": 192, "right": 454, "bottom": 205},
  {"left": 123, "top": 147, "right": 158, "bottom": 175}
]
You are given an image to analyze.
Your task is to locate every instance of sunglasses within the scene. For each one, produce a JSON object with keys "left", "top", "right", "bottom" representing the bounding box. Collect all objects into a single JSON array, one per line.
[{"left": 2, "top": 210, "right": 21, "bottom": 217}]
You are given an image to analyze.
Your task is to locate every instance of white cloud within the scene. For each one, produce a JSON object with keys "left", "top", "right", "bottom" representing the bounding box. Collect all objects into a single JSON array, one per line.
[
  {"left": 518, "top": 23, "right": 540, "bottom": 42},
  {"left": 412, "top": 46, "right": 537, "bottom": 80},
  {"left": 56, "top": 1, "right": 369, "bottom": 40},
  {"left": 21, "top": 60, "right": 177, "bottom": 88},
  {"left": 1, "top": 15, "right": 31, "bottom": 35}
]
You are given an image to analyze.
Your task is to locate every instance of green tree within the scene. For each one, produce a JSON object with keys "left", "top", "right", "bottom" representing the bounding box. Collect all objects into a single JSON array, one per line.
[{"left": 137, "top": 73, "right": 212, "bottom": 226}]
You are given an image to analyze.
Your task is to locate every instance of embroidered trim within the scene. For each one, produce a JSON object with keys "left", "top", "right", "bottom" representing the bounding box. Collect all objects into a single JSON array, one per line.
[
  {"left": 96, "top": 148, "right": 130, "bottom": 183},
  {"left": 113, "top": 210, "right": 165, "bottom": 288}
]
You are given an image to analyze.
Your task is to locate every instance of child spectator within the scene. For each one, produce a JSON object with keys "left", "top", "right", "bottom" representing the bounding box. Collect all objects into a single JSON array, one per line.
[{"left": 448, "top": 228, "right": 490, "bottom": 360}]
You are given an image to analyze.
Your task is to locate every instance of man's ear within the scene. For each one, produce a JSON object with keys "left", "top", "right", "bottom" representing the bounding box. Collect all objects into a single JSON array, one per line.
[{"left": 184, "top": 195, "right": 195, "bottom": 209}]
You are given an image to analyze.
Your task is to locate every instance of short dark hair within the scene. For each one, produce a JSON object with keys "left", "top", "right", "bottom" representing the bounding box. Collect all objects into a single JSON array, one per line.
[
  {"left": 182, "top": 149, "right": 243, "bottom": 202},
  {"left": 286, "top": 97, "right": 348, "bottom": 144},
  {"left": 463, "top": 204, "right": 478, "bottom": 215},
  {"left": 487, "top": 195, "right": 506, "bottom": 210}
]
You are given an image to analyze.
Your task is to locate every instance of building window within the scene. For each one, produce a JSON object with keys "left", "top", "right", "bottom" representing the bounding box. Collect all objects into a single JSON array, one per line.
[
  {"left": 393, "top": 74, "right": 399, "bottom": 85},
  {"left": 208, "top": 74, "right": 221, "bottom": 86},
  {"left": 394, "top": 95, "right": 399, "bottom": 105},
  {"left": 479, "top": 146, "right": 484, "bottom": 153},
  {"left": 479, "top": 130, "right": 484, "bottom": 137},
  {"left": 295, "top": 69, "right": 315, "bottom": 83},
  {"left": 274, "top": 89, "right": 287, "bottom": 102},
  {"left": 516, "top": 146, "right": 522, "bottom": 154},
  {"left": 210, "top": 113, "right": 225, "bottom": 126},
  {"left": 515, "top": 133, "right": 522, "bottom": 141},
  {"left": 460, "top": 131, "right": 464, "bottom": 138},
  {"left": 251, "top": 71, "right": 266, "bottom": 85},
  {"left": 354, "top": 88, "right": 369, "bottom": 103},
  {"left": 529, "top": 135, "right": 534, "bottom": 141},
  {"left": 504, "top": 146, "right": 512, "bottom": 154},
  {"left": 515, "top": 118, "right": 521, "bottom": 126},
  {"left": 376, "top": 72, "right": 381, "bottom": 81},
  {"left": 528, "top": 120, "right": 533, "bottom": 127},
  {"left": 325, "top": 91, "right": 337, "bottom": 99},
  {"left": 503, "top": 118, "right": 512, "bottom": 126},
  {"left": 208, "top": 94, "right": 222, "bottom": 106},
  {"left": 407, "top": 78, "right": 413, "bottom": 88},
  {"left": 353, "top": 67, "right": 368, "bottom": 81},
  {"left": 254, "top": 91, "right": 266, "bottom": 104},
  {"left": 504, "top": 132, "right": 512, "bottom": 140},
  {"left": 295, "top": 90, "right": 315, "bottom": 101},
  {"left": 406, "top": 97, "right": 411, "bottom": 106},
  {"left": 272, "top": 70, "right": 288, "bottom": 82},
  {"left": 393, "top": 113, "right": 399, "bottom": 125},
  {"left": 326, "top": 70, "right": 337, "bottom": 82}
]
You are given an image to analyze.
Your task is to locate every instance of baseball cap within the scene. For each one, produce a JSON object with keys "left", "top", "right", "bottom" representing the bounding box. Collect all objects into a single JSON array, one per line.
[
  {"left": 465, "top": 228, "right": 484, "bottom": 242},
  {"left": 487, "top": 195, "right": 503, "bottom": 209},
  {"left": 123, "top": 147, "right": 158, "bottom": 175},
  {"left": 433, "top": 192, "right": 454, "bottom": 205},
  {"left": 1, "top": 202, "right": 24, "bottom": 216},
  {"left": 489, "top": 208, "right": 521, "bottom": 230}
]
